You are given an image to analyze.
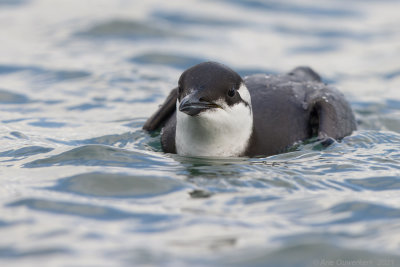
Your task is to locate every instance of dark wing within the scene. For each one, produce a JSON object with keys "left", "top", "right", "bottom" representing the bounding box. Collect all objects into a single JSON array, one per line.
[
  {"left": 307, "top": 85, "right": 357, "bottom": 140},
  {"left": 142, "top": 88, "right": 177, "bottom": 131}
]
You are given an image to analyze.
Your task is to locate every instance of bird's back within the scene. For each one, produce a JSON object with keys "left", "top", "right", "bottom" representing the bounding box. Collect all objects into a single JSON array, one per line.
[{"left": 244, "top": 67, "right": 356, "bottom": 156}]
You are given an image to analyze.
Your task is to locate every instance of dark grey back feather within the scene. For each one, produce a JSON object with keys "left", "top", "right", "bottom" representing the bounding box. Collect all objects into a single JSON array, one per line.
[{"left": 288, "top": 66, "right": 322, "bottom": 82}]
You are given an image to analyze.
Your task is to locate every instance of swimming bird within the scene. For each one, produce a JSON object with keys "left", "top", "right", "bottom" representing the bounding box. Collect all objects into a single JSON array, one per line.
[{"left": 143, "top": 62, "right": 356, "bottom": 157}]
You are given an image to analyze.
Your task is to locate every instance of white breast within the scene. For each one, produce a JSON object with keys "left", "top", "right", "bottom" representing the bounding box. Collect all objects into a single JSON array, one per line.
[{"left": 175, "top": 84, "right": 253, "bottom": 157}]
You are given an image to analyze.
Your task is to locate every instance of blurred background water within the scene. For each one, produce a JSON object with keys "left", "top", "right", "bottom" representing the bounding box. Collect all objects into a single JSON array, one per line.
[{"left": 1, "top": 0, "right": 400, "bottom": 266}]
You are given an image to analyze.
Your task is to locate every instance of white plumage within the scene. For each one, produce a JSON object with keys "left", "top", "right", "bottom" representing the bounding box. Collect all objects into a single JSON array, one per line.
[{"left": 175, "top": 84, "right": 253, "bottom": 157}]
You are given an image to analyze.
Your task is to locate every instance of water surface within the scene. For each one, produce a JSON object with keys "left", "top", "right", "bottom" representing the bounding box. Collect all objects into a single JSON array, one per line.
[{"left": 1, "top": 0, "right": 400, "bottom": 266}]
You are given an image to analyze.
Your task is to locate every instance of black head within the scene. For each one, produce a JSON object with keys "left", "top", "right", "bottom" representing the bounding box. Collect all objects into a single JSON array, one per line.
[{"left": 177, "top": 62, "right": 247, "bottom": 116}]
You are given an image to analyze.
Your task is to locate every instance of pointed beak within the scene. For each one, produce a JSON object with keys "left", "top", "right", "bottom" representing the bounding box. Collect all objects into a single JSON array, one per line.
[{"left": 179, "top": 92, "right": 221, "bottom": 116}]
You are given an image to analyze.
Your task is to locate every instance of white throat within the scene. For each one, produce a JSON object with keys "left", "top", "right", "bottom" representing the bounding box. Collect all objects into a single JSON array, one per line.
[{"left": 175, "top": 84, "right": 253, "bottom": 157}]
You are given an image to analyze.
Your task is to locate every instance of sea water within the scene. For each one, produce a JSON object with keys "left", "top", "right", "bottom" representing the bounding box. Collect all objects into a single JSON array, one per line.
[{"left": 1, "top": 0, "right": 400, "bottom": 266}]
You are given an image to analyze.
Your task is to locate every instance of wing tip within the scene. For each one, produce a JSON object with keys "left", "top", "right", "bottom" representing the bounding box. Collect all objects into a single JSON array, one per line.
[{"left": 142, "top": 88, "right": 178, "bottom": 132}]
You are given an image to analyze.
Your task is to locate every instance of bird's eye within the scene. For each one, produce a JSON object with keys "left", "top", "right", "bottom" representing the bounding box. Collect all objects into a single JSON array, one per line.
[{"left": 228, "top": 88, "right": 235, "bottom": 97}]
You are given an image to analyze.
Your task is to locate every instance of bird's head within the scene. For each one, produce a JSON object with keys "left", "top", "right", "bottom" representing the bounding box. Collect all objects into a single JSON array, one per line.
[
  {"left": 177, "top": 62, "right": 252, "bottom": 118},
  {"left": 175, "top": 62, "right": 253, "bottom": 157}
]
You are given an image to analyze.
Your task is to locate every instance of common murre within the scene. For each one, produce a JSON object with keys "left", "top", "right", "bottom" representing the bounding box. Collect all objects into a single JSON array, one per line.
[{"left": 143, "top": 62, "right": 356, "bottom": 157}]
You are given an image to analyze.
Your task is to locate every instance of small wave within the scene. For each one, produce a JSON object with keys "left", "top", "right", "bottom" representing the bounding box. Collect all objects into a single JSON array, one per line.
[
  {"left": 346, "top": 176, "right": 400, "bottom": 191},
  {"left": 217, "top": 242, "right": 400, "bottom": 267},
  {"left": 0, "top": 89, "right": 30, "bottom": 104},
  {"left": 0, "top": 246, "right": 71, "bottom": 259},
  {"left": 0, "top": 146, "right": 53, "bottom": 159},
  {"left": 0, "top": 64, "right": 90, "bottom": 82},
  {"left": 326, "top": 201, "right": 400, "bottom": 224},
  {"left": 47, "top": 172, "right": 186, "bottom": 198},
  {"left": 24, "top": 144, "right": 168, "bottom": 168},
  {"left": 220, "top": 0, "right": 359, "bottom": 17},
  {"left": 76, "top": 20, "right": 188, "bottom": 40},
  {"left": 152, "top": 10, "right": 244, "bottom": 27},
  {"left": 130, "top": 53, "right": 204, "bottom": 70},
  {"left": 7, "top": 198, "right": 176, "bottom": 223}
]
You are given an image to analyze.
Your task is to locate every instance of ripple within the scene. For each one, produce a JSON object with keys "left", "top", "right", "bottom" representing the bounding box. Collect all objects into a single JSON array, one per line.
[
  {"left": 0, "top": 246, "right": 71, "bottom": 259},
  {"left": 385, "top": 69, "right": 400, "bottom": 80},
  {"left": 46, "top": 130, "right": 162, "bottom": 152},
  {"left": 273, "top": 25, "right": 371, "bottom": 40},
  {"left": 28, "top": 119, "right": 66, "bottom": 128},
  {"left": 289, "top": 43, "right": 338, "bottom": 54},
  {"left": 77, "top": 20, "right": 186, "bottom": 39},
  {"left": 152, "top": 10, "right": 244, "bottom": 27},
  {"left": 0, "top": 65, "right": 31, "bottom": 74},
  {"left": 227, "top": 195, "right": 280, "bottom": 205},
  {"left": 66, "top": 102, "right": 106, "bottom": 111},
  {"left": 130, "top": 53, "right": 204, "bottom": 69},
  {"left": 9, "top": 131, "right": 29, "bottom": 139},
  {"left": 343, "top": 130, "right": 400, "bottom": 148},
  {"left": 80, "top": 132, "right": 143, "bottom": 148},
  {"left": 0, "top": 146, "right": 53, "bottom": 159},
  {"left": 0, "top": 89, "right": 30, "bottom": 104},
  {"left": 220, "top": 0, "right": 359, "bottom": 17},
  {"left": 48, "top": 172, "right": 185, "bottom": 198},
  {"left": 51, "top": 130, "right": 156, "bottom": 151},
  {"left": 355, "top": 101, "right": 400, "bottom": 133},
  {"left": 7, "top": 198, "right": 175, "bottom": 222},
  {"left": 328, "top": 201, "right": 400, "bottom": 224},
  {"left": 0, "top": 64, "right": 90, "bottom": 82},
  {"left": 51, "top": 70, "right": 90, "bottom": 81},
  {"left": 218, "top": 243, "right": 400, "bottom": 267},
  {"left": 346, "top": 176, "right": 400, "bottom": 191},
  {"left": 0, "top": 220, "right": 10, "bottom": 228},
  {"left": 24, "top": 144, "right": 167, "bottom": 168}
]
